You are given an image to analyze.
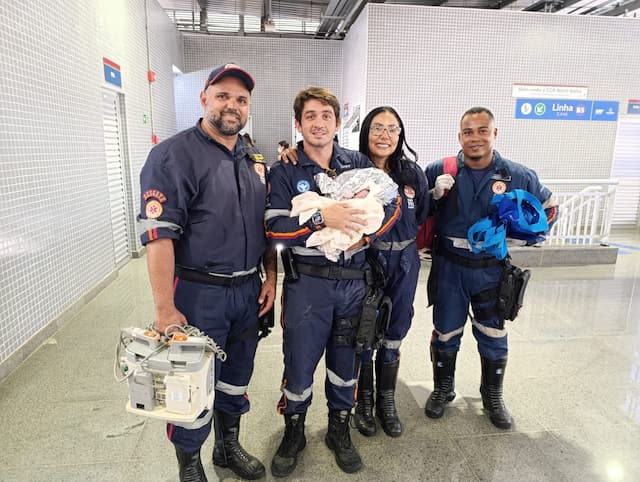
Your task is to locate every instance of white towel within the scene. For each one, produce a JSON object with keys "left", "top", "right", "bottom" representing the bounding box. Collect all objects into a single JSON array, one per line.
[{"left": 291, "top": 190, "right": 384, "bottom": 262}]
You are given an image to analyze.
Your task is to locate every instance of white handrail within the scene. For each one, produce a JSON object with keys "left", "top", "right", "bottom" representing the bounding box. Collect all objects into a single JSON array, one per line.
[{"left": 539, "top": 179, "right": 618, "bottom": 246}]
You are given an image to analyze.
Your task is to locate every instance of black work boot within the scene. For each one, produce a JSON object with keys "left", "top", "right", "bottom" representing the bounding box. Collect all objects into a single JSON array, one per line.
[
  {"left": 353, "top": 361, "right": 377, "bottom": 436},
  {"left": 425, "top": 347, "right": 457, "bottom": 419},
  {"left": 480, "top": 356, "right": 512, "bottom": 429},
  {"left": 175, "top": 447, "right": 208, "bottom": 482},
  {"left": 212, "top": 410, "right": 266, "bottom": 480},
  {"left": 325, "top": 410, "right": 362, "bottom": 473},
  {"left": 375, "top": 358, "right": 403, "bottom": 437},
  {"left": 271, "top": 413, "right": 307, "bottom": 477}
]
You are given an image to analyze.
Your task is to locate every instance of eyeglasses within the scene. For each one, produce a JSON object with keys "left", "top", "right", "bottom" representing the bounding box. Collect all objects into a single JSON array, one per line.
[{"left": 370, "top": 124, "right": 402, "bottom": 137}]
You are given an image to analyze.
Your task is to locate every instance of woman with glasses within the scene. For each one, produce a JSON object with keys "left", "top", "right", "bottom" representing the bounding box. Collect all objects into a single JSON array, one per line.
[{"left": 353, "top": 106, "right": 430, "bottom": 438}]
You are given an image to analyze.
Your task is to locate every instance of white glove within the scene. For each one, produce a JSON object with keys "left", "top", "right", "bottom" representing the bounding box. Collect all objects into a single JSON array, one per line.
[{"left": 432, "top": 174, "right": 455, "bottom": 200}]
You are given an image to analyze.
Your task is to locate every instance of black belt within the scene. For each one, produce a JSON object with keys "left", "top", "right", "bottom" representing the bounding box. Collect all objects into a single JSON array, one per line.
[
  {"left": 175, "top": 266, "right": 258, "bottom": 287},
  {"left": 436, "top": 248, "right": 502, "bottom": 269},
  {"left": 296, "top": 262, "right": 366, "bottom": 281}
]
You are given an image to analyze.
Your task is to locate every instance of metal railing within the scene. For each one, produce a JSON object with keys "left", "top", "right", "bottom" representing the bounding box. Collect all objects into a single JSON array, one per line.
[{"left": 540, "top": 179, "right": 618, "bottom": 246}]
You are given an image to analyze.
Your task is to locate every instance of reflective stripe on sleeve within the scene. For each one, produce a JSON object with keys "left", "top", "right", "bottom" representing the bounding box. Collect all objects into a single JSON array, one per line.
[
  {"left": 138, "top": 218, "right": 183, "bottom": 233},
  {"left": 265, "top": 208, "right": 291, "bottom": 221}
]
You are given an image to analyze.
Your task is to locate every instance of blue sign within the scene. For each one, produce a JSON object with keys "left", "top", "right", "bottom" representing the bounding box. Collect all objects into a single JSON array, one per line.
[
  {"left": 516, "top": 99, "right": 619, "bottom": 121},
  {"left": 628, "top": 100, "right": 640, "bottom": 115},
  {"left": 591, "top": 101, "right": 618, "bottom": 121},
  {"left": 516, "top": 99, "right": 591, "bottom": 120},
  {"left": 103, "top": 58, "right": 122, "bottom": 87}
]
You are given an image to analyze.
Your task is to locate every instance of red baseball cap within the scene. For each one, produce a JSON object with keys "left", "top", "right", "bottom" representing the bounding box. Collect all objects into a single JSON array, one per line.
[{"left": 204, "top": 63, "right": 255, "bottom": 92}]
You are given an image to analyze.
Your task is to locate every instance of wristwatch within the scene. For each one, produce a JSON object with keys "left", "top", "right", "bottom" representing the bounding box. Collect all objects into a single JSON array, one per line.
[{"left": 310, "top": 210, "right": 325, "bottom": 229}]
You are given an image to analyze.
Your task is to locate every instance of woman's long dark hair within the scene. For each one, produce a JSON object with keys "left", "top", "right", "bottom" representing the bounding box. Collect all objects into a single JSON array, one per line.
[{"left": 359, "top": 106, "right": 419, "bottom": 190}]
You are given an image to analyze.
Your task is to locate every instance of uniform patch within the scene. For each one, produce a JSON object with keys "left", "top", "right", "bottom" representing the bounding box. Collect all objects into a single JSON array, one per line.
[
  {"left": 492, "top": 181, "right": 507, "bottom": 194},
  {"left": 404, "top": 186, "right": 415, "bottom": 199},
  {"left": 296, "top": 180, "right": 310, "bottom": 193},
  {"left": 143, "top": 189, "right": 167, "bottom": 203},
  {"left": 145, "top": 200, "right": 163, "bottom": 219}
]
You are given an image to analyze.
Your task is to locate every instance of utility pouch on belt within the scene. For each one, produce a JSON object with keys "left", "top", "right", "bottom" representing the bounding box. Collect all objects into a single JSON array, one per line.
[
  {"left": 281, "top": 248, "right": 299, "bottom": 282},
  {"left": 354, "top": 289, "right": 390, "bottom": 353},
  {"left": 354, "top": 252, "right": 392, "bottom": 354},
  {"left": 496, "top": 258, "right": 531, "bottom": 321}
]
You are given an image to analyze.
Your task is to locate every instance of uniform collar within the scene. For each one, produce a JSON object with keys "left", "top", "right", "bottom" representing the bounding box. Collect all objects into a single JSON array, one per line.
[{"left": 296, "top": 140, "right": 354, "bottom": 172}]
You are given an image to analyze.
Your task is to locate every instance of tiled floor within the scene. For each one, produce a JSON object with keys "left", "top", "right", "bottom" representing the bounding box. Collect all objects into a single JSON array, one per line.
[{"left": 1, "top": 228, "right": 639, "bottom": 481}]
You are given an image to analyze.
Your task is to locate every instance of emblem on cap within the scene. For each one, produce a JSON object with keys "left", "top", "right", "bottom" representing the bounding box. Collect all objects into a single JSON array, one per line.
[{"left": 492, "top": 181, "right": 507, "bottom": 194}]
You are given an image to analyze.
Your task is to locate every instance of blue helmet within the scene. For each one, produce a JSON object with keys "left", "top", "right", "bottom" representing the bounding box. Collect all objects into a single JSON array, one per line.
[
  {"left": 492, "top": 190, "right": 549, "bottom": 243},
  {"left": 468, "top": 189, "right": 549, "bottom": 259}
]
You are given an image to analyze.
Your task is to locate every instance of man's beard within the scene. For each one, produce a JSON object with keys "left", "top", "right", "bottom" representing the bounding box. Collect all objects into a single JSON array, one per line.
[{"left": 206, "top": 109, "right": 246, "bottom": 136}]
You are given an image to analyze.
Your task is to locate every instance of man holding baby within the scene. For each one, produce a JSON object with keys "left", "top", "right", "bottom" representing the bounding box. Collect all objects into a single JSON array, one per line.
[{"left": 264, "top": 87, "right": 401, "bottom": 477}]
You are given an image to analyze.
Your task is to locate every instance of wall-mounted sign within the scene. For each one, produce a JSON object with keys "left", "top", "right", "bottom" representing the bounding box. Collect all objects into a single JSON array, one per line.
[
  {"left": 103, "top": 57, "right": 122, "bottom": 87},
  {"left": 515, "top": 99, "right": 618, "bottom": 121},
  {"left": 628, "top": 99, "right": 640, "bottom": 115},
  {"left": 591, "top": 101, "right": 619, "bottom": 121},
  {"left": 512, "top": 83, "right": 588, "bottom": 100}
]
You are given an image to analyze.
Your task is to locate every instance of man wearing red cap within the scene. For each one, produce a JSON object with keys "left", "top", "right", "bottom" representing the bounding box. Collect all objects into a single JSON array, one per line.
[{"left": 138, "top": 63, "right": 275, "bottom": 481}]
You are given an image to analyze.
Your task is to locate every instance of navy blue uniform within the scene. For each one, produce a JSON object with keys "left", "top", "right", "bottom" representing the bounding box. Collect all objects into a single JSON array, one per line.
[
  {"left": 425, "top": 150, "right": 551, "bottom": 360},
  {"left": 366, "top": 161, "right": 430, "bottom": 364},
  {"left": 265, "top": 142, "right": 401, "bottom": 414},
  {"left": 138, "top": 120, "right": 268, "bottom": 453}
]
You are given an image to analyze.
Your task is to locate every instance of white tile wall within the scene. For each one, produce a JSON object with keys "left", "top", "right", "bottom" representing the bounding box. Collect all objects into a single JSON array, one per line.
[
  {"left": 340, "top": 6, "right": 369, "bottom": 150},
  {"left": 0, "top": 0, "right": 182, "bottom": 366},
  {"left": 179, "top": 34, "right": 343, "bottom": 163},
  {"left": 362, "top": 4, "right": 640, "bottom": 178}
]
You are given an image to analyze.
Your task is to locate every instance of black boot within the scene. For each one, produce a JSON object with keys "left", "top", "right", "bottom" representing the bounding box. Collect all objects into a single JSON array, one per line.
[
  {"left": 325, "top": 410, "right": 362, "bottom": 473},
  {"left": 425, "top": 347, "right": 457, "bottom": 419},
  {"left": 353, "top": 361, "right": 377, "bottom": 436},
  {"left": 271, "top": 413, "right": 306, "bottom": 477},
  {"left": 175, "top": 447, "right": 207, "bottom": 482},
  {"left": 375, "top": 358, "right": 403, "bottom": 437},
  {"left": 212, "top": 410, "right": 266, "bottom": 480},
  {"left": 480, "top": 356, "right": 512, "bottom": 429}
]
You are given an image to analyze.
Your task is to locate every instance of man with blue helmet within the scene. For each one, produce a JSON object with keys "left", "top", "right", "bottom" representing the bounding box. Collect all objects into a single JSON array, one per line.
[{"left": 424, "top": 107, "right": 557, "bottom": 429}]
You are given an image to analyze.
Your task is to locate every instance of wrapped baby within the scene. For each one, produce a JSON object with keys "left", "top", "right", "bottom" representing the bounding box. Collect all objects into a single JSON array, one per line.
[{"left": 291, "top": 167, "right": 398, "bottom": 261}]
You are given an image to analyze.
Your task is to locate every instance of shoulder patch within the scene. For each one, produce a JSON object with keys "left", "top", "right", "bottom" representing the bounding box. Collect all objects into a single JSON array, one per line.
[
  {"left": 296, "top": 180, "right": 310, "bottom": 193},
  {"left": 245, "top": 145, "right": 266, "bottom": 164},
  {"left": 145, "top": 200, "right": 163, "bottom": 219},
  {"left": 143, "top": 189, "right": 167, "bottom": 203}
]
